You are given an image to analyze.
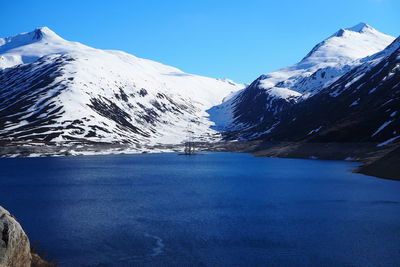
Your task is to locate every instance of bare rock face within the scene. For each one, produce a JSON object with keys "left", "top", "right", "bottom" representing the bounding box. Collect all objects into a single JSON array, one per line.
[{"left": 0, "top": 206, "right": 31, "bottom": 267}]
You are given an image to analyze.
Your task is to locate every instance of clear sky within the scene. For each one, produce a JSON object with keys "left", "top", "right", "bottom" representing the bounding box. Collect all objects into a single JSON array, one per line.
[{"left": 1, "top": 0, "right": 399, "bottom": 83}]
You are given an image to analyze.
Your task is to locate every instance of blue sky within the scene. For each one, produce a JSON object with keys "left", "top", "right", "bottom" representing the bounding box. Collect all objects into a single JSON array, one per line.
[{"left": 1, "top": 0, "right": 399, "bottom": 83}]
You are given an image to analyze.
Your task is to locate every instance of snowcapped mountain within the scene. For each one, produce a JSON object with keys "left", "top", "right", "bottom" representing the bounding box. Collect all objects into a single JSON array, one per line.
[
  {"left": 241, "top": 35, "right": 400, "bottom": 145},
  {"left": 261, "top": 23, "right": 394, "bottom": 96},
  {"left": 0, "top": 27, "right": 243, "bottom": 151},
  {"left": 210, "top": 23, "right": 395, "bottom": 135}
]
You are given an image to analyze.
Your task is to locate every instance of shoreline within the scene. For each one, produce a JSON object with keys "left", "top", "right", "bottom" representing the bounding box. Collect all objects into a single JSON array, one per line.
[
  {"left": 0, "top": 140, "right": 399, "bottom": 181},
  {"left": 224, "top": 141, "right": 400, "bottom": 181}
]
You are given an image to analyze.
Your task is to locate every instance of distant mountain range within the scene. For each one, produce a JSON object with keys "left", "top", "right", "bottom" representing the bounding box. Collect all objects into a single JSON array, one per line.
[{"left": 1, "top": 23, "right": 399, "bottom": 178}]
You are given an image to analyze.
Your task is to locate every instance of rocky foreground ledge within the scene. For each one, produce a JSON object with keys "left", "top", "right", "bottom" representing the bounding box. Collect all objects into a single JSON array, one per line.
[{"left": 0, "top": 206, "right": 52, "bottom": 267}]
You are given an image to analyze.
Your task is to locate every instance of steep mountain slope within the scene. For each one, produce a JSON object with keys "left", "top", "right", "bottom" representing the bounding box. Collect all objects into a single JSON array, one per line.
[
  {"left": 209, "top": 23, "right": 395, "bottom": 135},
  {"left": 0, "top": 27, "right": 242, "bottom": 151},
  {"left": 258, "top": 36, "right": 400, "bottom": 145}
]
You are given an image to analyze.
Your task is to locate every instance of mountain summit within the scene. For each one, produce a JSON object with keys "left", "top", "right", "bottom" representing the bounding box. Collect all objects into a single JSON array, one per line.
[
  {"left": 0, "top": 27, "right": 92, "bottom": 69},
  {"left": 345, "top": 22, "right": 373, "bottom": 33},
  {"left": 0, "top": 27, "right": 62, "bottom": 51},
  {"left": 302, "top": 23, "right": 394, "bottom": 67},
  {"left": 252, "top": 23, "right": 394, "bottom": 94}
]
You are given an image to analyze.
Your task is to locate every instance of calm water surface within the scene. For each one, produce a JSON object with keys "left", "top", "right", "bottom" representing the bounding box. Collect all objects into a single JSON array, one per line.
[{"left": 0, "top": 153, "right": 400, "bottom": 266}]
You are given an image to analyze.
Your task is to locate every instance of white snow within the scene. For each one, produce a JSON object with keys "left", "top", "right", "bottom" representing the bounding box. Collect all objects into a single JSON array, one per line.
[
  {"left": 256, "top": 23, "right": 394, "bottom": 96},
  {"left": 349, "top": 98, "right": 360, "bottom": 107},
  {"left": 377, "top": 136, "right": 400, "bottom": 147},
  {"left": 308, "top": 126, "right": 323, "bottom": 135},
  {"left": 344, "top": 74, "right": 364, "bottom": 88},
  {"left": 371, "top": 120, "right": 393, "bottom": 137},
  {"left": 263, "top": 87, "right": 302, "bottom": 99},
  {"left": 369, "top": 87, "right": 377, "bottom": 94}
]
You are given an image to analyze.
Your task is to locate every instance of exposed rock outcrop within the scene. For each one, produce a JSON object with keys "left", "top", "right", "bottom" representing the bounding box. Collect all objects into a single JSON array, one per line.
[{"left": 0, "top": 206, "right": 31, "bottom": 267}]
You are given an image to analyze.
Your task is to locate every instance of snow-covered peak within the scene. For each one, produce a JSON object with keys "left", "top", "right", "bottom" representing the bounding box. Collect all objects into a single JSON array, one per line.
[
  {"left": 0, "top": 27, "right": 94, "bottom": 69},
  {"left": 0, "top": 27, "right": 62, "bottom": 51},
  {"left": 255, "top": 23, "right": 395, "bottom": 94},
  {"left": 33, "top": 26, "right": 63, "bottom": 40},
  {"left": 303, "top": 23, "right": 394, "bottom": 64},
  {"left": 331, "top": 23, "right": 375, "bottom": 37},
  {"left": 345, "top": 22, "right": 372, "bottom": 33}
]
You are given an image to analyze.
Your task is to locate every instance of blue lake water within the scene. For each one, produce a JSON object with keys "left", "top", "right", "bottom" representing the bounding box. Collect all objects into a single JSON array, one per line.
[{"left": 0, "top": 152, "right": 400, "bottom": 266}]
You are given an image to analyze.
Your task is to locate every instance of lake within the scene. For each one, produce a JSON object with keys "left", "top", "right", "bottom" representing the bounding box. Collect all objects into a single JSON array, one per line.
[{"left": 0, "top": 153, "right": 400, "bottom": 266}]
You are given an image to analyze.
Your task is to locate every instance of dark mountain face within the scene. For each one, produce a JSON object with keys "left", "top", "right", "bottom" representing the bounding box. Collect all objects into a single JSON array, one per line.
[
  {"left": 33, "top": 28, "right": 44, "bottom": 40},
  {"left": 230, "top": 77, "right": 299, "bottom": 134},
  {"left": 0, "top": 55, "right": 69, "bottom": 142}
]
